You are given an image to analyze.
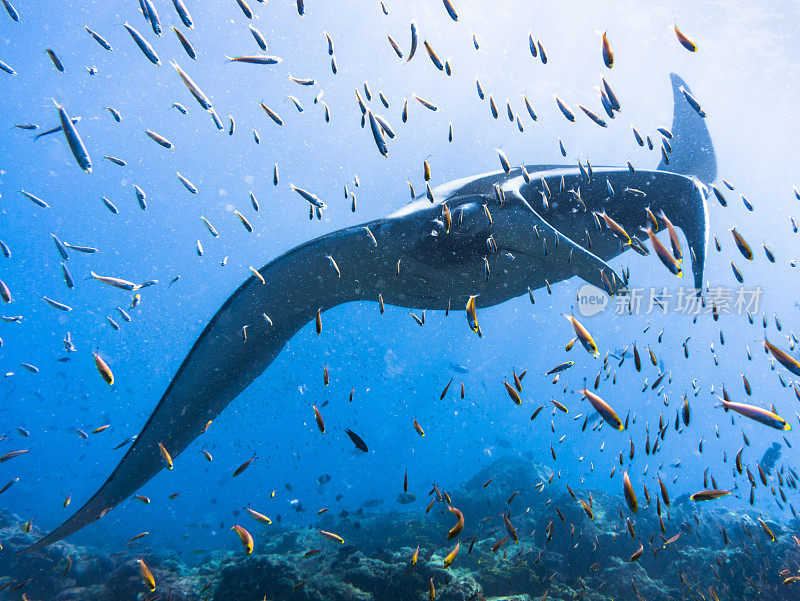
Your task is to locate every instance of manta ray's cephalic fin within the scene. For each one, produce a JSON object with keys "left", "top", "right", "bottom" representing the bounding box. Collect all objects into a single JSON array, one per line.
[{"left": 503, "top": 178, "right": 627, "bottom": 297}]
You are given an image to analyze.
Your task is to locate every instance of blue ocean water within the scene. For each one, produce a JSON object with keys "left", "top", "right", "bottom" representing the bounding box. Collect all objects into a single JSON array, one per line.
[{"left": 1, "top": 0, "right": 800, "bottom": 597}]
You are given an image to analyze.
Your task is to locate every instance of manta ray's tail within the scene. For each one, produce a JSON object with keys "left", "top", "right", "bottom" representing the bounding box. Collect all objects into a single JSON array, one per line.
[{"left": 657, "top": 73, "right": 717, "bottom": 184}]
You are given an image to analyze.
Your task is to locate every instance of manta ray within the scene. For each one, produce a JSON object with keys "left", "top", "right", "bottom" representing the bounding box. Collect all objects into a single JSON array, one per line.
[{"left": 27, "top": 73, "right": 716, "bottom": 552}]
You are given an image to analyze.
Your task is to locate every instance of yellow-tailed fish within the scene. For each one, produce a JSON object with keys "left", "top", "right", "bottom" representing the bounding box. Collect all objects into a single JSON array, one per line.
[
  {"left": 246, "top": 507, "right": 272, "bottom": 525},
  {"left": 564, "top": 314, "right": 598, "bottom": 357},
  {"left": 158, "top": 442, "right": 173, "bottom": 469},
  {"left": 137, "top": 558, "right": 156, "bottom": 592},
  {"left": 581, "top": 389, "right": 623, "bottom": 430},
  {"left": 466, "top": 295, "right": 481, "bottom": 337},
  {"left": 93, "top": 352, "right": 114, "bottom": 385},
  {"left": 231, "top": 524, "right": 254, "bottom": 554},
  {"left": 718, "top": 398, "right": 790, "bottom": 430},
  {"left": 623, "top": 471, "right": 638, "bottom": 513},
  {"left": 443, "top": 541, "right": 459, "bottom": 568},
  {"left": 319, "top": 529, "right": 344, "bottom": 544},
  {"left": 689, "top": 489, "right": 731, "bottom": 502}
]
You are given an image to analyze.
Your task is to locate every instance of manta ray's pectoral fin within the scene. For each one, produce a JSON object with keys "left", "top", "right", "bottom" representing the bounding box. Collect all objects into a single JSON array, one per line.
[
  {"left": 657, "top": 73, "right": 717, "bottom": 184},
  {"left": 503, "top": 179, "right": 626, "bottom": 297},
  {"left": 23, "top": 219, "right": 386, "bottom": 553}
]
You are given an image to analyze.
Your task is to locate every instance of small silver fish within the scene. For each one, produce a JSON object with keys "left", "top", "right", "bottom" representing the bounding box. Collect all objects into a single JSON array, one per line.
[
  {"left": 53, "top": 99, "right": 91, "bottom": 172},
  {"left": 123, "top": 22, "right": 160, "bottom": 65}
]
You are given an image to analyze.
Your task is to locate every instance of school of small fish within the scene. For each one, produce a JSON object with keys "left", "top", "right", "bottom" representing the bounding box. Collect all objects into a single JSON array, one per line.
[{"left": 1, "top": 0, "right": 800, "bottom": 598}]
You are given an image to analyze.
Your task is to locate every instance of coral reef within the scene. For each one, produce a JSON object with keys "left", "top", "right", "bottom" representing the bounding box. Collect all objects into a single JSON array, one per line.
[{"left": 2, "top": 457, "right": 798, "bottom": 600}]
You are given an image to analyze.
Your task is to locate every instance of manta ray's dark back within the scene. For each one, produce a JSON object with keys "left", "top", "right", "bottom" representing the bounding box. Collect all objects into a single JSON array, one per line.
[{"left": 658, "top": 73, "right": 717, "bottom": 184}]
